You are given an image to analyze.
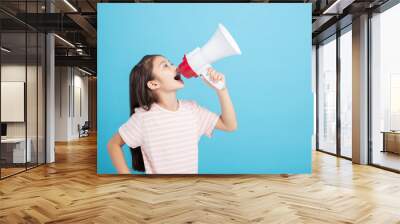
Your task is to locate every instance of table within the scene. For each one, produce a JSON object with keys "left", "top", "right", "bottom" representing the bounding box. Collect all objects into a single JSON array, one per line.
[
  {"left": 381, "top": 131, "right": 400, "bottom": 154},
  {"left": 1, "top": 138, "right": 32, "bottom": 163}
]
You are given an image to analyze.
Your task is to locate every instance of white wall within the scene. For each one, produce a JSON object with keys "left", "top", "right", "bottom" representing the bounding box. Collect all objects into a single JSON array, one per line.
[
  {"left": 1, "top": 66, "right": 26, "bottom": 135},
  {"left": 55, "top": 66, "right": 69, "bottom": 141},
  {"left": 54, "top": 67, "right": 89, "bottom": 141},
  {"left": 71, "top": 72, "right": 89, "bottom": 139}
]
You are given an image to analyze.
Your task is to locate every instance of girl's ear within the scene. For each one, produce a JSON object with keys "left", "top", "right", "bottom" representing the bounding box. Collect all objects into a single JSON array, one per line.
[{"left": 147, "top": 80, "right": 160, "bottom": 90}]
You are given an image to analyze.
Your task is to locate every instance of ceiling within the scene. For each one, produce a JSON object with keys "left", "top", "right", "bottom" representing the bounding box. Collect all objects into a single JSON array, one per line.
[{"left": 0, "top": 0, "right": 392, "bottom": 75}]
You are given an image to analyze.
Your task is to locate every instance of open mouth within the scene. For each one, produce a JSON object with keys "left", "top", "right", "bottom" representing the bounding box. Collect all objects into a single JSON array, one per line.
[{"left": 174, "top": 74, "right": 183, "bottom": 82}]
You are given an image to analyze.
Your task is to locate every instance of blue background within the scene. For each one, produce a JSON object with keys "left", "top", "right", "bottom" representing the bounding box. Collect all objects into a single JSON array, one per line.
[{"left": 97, "top": 3, "right": 312, "bottom": 174}]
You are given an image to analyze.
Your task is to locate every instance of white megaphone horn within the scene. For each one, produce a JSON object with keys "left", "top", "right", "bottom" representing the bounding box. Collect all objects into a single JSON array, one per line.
[{"left": 177, "top": 23, "right": 241, "bottom": 90}]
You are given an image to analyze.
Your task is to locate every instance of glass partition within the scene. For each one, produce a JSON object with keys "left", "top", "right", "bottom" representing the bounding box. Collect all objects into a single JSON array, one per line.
[
  {"left": 1, "top": 30, "right": 28, "bottom": 177},
  {"left": 0, "top": 1, "right": 46, "bottom": 179}
]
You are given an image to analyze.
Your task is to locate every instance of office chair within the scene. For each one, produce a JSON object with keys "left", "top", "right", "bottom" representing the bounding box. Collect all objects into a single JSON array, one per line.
[{"left": 78, "top": 121, "right": 90, "bottom": 138}]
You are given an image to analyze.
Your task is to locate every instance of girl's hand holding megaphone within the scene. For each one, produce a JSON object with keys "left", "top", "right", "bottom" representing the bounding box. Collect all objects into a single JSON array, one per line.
[{"left": 202, "top": 67, "right": 226, "bottom": 91}]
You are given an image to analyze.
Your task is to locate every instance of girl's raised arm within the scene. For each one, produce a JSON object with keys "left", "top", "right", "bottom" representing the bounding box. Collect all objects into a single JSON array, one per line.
[
  {"left": 215, "top": 88, "right": 237, "bottom": 132},
  {"left": 204, "top": 68, "right": 237, "bottom": 132}
]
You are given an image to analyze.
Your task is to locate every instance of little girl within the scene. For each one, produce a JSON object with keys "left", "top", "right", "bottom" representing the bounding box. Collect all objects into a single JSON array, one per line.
[{"left": 107, "top": 54, "right": 237, "bottom": 174}]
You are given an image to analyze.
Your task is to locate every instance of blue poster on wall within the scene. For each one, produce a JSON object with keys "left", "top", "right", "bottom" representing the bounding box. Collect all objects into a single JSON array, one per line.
[{"left": 97, "top": 3, "right": 313, "bottom": 174}]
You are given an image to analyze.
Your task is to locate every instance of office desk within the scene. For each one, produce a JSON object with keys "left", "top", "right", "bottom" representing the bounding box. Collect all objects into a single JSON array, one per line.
[
  {"left": 1, "top": 138, "right": 32, "bottom": 163},
  {"left": 381, "top": 131, "right": 400, "bottom": 154}
]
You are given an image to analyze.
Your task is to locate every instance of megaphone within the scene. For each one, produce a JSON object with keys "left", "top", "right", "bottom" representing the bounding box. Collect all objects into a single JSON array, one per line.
[{"left": 177, "top": 23, "right": 242, "bottom": 90}]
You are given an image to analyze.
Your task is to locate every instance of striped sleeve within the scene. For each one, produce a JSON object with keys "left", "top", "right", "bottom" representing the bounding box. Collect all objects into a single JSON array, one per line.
[
  {"left": 118, "top": 113, "right": 143, "bottom": 148},
  {"left": 192, "top": 101, "right": 219, "bottom": 138}
]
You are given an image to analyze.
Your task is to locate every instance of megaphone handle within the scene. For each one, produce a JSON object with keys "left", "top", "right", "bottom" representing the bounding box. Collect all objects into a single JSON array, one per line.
[{"left": 199, "top": 65, "right": 225, "bottom": 90}]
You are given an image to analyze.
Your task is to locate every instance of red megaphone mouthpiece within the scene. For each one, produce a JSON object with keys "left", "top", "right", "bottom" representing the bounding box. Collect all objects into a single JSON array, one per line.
[{"left": 177, "top": 55, "right": 199, "bottom": 79}]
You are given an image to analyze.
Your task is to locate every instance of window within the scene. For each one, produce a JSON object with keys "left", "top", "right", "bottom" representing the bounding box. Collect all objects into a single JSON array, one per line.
[
  {"left": 339, "top": 28, "right": 352, "bottom": 158},
  {"left": 371, "top": 2, "right": 400, "bottom": 171},
  {"left": 317, "top": 35, "right": 337, "bottom": 154}
]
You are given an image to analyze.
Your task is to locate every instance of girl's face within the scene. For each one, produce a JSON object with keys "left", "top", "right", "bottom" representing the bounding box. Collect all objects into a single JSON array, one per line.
[{"left": 148, "top": 56, "right": 184, "bottom": 92}]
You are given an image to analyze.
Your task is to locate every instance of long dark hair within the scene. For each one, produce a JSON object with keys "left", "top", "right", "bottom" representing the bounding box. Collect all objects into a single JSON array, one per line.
[{"left": 129, "top": 54, "right": 161, "bottom": 172}]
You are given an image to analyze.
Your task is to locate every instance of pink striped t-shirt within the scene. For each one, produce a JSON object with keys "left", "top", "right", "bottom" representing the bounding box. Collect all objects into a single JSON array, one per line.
[{"left": 118, "top": 100, "right": 219, "bottom": 174}]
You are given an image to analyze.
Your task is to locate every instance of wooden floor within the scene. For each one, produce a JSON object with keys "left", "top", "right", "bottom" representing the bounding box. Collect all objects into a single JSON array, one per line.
[
  {"left": 1, "top": 134, "right": 400, "bottom": 224},
  {"left": 1, "top": 163, "right": 45, "bottom": 178},
  {"left": 1, "top": 167, "right": 26, "bottom": 178}
]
